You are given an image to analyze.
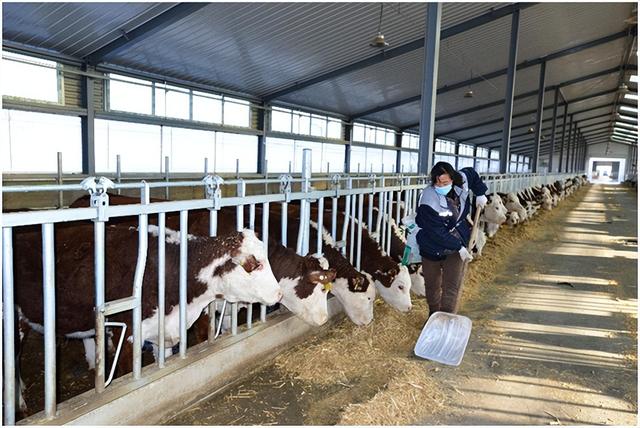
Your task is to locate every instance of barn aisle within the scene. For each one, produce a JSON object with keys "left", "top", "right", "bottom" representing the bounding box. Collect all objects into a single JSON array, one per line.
[{"left": 423, "top": 183, "right": 637, "bottom": 425}]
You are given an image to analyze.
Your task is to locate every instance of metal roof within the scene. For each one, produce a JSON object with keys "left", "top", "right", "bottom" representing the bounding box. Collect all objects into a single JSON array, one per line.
[{"left": 2, "top": 2, "right": 637, "bottom": 152}]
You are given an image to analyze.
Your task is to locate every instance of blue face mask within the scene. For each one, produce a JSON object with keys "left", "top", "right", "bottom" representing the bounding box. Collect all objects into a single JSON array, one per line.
[{"left": 435, "top": 184, "right": 452, "bottom": 195}]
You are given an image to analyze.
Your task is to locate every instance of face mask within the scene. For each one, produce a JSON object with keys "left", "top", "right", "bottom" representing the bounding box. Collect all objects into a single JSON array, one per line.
[{"left": 435, "top": 184, "right": 452, "bottom": 195}]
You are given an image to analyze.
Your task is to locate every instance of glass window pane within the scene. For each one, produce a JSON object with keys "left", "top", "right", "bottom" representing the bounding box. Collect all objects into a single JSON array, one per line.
[
  {"left": 349, "top": 146, "right": 367, "bottom": 173},
  {"left": 265, "top": 137, "right": 295, "bottom": 173},
  {"left": 352, "top": 124, "right": 365, "bottom": 142},
  {"left": 366, "top": 147, "right": 384, "bottom": 172},
  {"left": 271, "top": 108, "right": 292, "bottom": 133},
  {"left": 490, "top": 149, "right": 500, "bottom": 159},
  {"left": 327, "top": 119, "right": 342, "bottom": 139},
  {"left": 321, "top": 143, "right": 345, "bottom": 172},
  {"left": 223, "top": 97, "right": 250, "bottom": 128},
  {"left": 95, "top": 119, "right": 161, "bottom": 173},
  {"left": 163, "top": 127, "right": 215, "bottom": 173},
  {"left": 382, "top": 149, "right": 397, "bottom": 172},
  {"left": 215, "top": 132, "right": 257, "bottom": 172},
  {"left": 400, "top": 151, "right": 418, "bottom": 173},
  {"left": 386, "top": 130, "right": 396, "bottom": 147},
  {"left": 2, "top": 109, "right": 82, "bottom": 173},
  {"left": 489, "top": 160, "right": 500, "bottom": 172},
  {"left": 2, "top": 52, "right": 59, "bottom": 103},
  {"left": 365, "top": 126, "right": 376, "bottom": 144},
  {"left": 310, "top": 115, "right": 327, "bottom": 137},
  {"left": 193, "top": 93, "right": 222, "bottom": 124},
  {"left": 164, "top": 86, "right": 190, "bottom": 120},
  {"left": 109, "top": 74, "right": 152, "bottom": 115},
  {"left": 376, "top": 128, "right": 386, "bottom": 145},
  {"left": 296, "top": 113, "right": 310, "bottom": 135}
]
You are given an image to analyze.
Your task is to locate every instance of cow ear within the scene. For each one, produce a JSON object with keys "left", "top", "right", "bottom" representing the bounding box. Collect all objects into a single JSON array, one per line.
[
  {"left": 308, "top": 270, "right": 331, "bottom": 284},
  {"left": 241, "top": 255, "right": 263, "bottom": 273}
]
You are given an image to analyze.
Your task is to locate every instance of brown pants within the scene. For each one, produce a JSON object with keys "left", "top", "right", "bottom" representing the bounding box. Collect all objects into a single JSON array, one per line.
[{"left": 421, "top": 253, "right": 465, "bottom": 315}]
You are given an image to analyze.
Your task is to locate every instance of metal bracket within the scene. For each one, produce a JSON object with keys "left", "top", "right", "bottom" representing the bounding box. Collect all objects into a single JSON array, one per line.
[
  {"left": 202, "top": 175, "right": 224, "bottom": 210},
  {"left": 331, "top": 173, "right": 342, "bottom": 198},
  {"left": 279, "top": 174, "right": 293, "bottom": 202},
  {"left": 368, "top": 173, "right": 377, "bottom": 193},
  {"left": 81, "top": 176, "right": 114, "bottom": 222}
]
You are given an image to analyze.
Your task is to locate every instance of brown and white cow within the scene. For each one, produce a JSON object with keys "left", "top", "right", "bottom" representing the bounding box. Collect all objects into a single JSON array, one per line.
[{"left": 12, "top": 222, "right": 281, "bottom": 414}]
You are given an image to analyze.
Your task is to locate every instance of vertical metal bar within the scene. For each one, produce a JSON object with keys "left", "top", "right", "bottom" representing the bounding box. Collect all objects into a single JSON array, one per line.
[
  {"left": 164, "top": 156, "right": 170, "bottom": 200},
  {"left": 417, "top": 2, "right": 441, "bottom": 175},
  {"left": 331, "top": 197, "right": 338, "bottom": 242},
  {"left": 565, "top": 115, "right": 574, "bottom": 173},
  {"left": 281, "top": 202, "right": 288, "bottom": 247},
  {"left": 132, "top": 183, "right": 150, "bottom": 379},
  {"left": 179, "top": 210, "right": 188, "bottom": 358},
  {"left": 249, "top": 204, "right": 255, "bottom": 230},
  {"left": 386, "top": 191, "right": 393, "bottom": 255},
  {"left": 158, "top": 213, "right": 166, "bottom": 366},
  {"left": 395, "top": 190, "right": 401, "bottom": 225},
  {"left": 231, "top": 303, "right": 238, "bottom": 336},
  {"left": 340, "top": 191, "right": 351, "bottom": 257},
  {"left": 559, "top": 103, "right": 568, "bottom": 173},
  {"left": 209, "top": 209, "right": 217, "bottom": 237},
  {"left": 571, "top": 124, "right": 578, "bottom": 173},
  {"left": 57, "top": 152, "right": 63, "bottom": 208},
  {"left": 380, "top": 190, "right": 387, "bottom": 251},
  {"left": 500, "top": 8, "right": 521, "bottom": 174},
  {"left": 236, "top": 180, "right": 245, "bottom": 231},
  {"left": 316, "top": 197, "right": 324, "bottom": 256},
  {"left": 42, "top": 223, "right": 56, "bottom": 418},
  {"left": 349, "top": 194, "right": 356, "bottom": 264},
  {"left": 356, "top": 194, "right": 364, "bottom": 271},
  {"left": 532, "top": 61, "right": 546, "bottom": 173},
  {"left": 261, "top": 202, "right": 269, "bottom": 323},
  {"left": 116, "top": 154, "right": 122, "bottom": 195},
  {"left": 367, "top": 193, "right": 374, "bottom": 231},
  {"left": 94, "top": 220, "right": 106, "bottom": 390},
  {"left": 3, "top": 227, "right": 16, "bottom": 425},
  {"left": 203, "top": 158, "right": 209, "bottom": 199},
  {"left": 246, "top": 304, "right": 253, "bottom": 330}
]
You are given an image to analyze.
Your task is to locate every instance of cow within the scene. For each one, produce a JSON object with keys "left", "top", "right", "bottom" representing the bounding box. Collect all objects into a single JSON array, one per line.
[
  {"left": 506, "top": 211, "right": 520, "bottom": 227},
  {"left": 480, "top": 194, "right": 507, "bottom": 238},
  {"left": 471, "top": 228, "right": 488, "bottom": 258},
  {"left": 12, "top": 222, "right": 281, "bottom": 415},
  {"left": 504, "top": 192, "right": 528, "bottom": 223}
]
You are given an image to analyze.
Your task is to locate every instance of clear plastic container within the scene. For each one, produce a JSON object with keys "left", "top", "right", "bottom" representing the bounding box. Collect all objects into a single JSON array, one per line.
[{"left": 413, "top": 311, "right": 473, "bottom": 366}]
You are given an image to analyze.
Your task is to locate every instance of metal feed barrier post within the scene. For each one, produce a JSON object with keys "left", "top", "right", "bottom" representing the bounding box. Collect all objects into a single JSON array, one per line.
[{"left": 3, "top": 228, "right": 16, "bottom": 425}]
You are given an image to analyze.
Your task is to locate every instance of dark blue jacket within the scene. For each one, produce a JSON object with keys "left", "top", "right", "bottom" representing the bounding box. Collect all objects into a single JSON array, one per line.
[{"left": 415, "top": 167, "right": 488, "bottom": 261}]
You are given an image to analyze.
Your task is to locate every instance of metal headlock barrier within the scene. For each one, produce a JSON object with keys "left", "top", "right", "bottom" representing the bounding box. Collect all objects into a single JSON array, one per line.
[{"left": 1, "top": 148, "right": 581, "bottom": 424}]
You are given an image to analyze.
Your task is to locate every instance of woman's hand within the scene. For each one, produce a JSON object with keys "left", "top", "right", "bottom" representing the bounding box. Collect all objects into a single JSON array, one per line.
[{"left": 458, "top": 246, "right": 473, "bottom": 263}]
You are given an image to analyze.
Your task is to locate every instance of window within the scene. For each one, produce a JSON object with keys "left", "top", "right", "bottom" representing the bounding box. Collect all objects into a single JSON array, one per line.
[
  {"left": 155, "top": 83, "right": 190, "bottom": 120},
  {"left": 162, "top": 127, "right": 215, "bottom": 173},
  {"left": 475, "top": 147, "right": 490, "bottom": 173},
  {"left": 215, "top": 132, "right": 257, "bottom": 172},
  {"left": 489, "top": 149, "right": 500, "bottom": 172},
  {"left": 434, "top": 154, "right": 456, "bottom": 166},
  {"left": 2, "top": 109, "right": 82, "bottom": 173},
  {"left": 109, "top": 74, "right": 153, "bottom": 115},
  {"left": 265, "top": 137, "right": 345, "bottom": 173},
  {"left": 271, "top": 107, "right": 292, "bottom": 133},
  {"left": 349, "top": 146, "right": 397, "bottom": 173},
  {"left": 458, "top": 157, "right": 474, "bottom": 168},
  {"left": 490, "top": 149, "right": 500, "bottom": 160},
  {"left": 327, "top": 119, "right": 342, "bottom": 139},
  {"left": 435, "top": 138, "right": 456, "bottom": 154},
  {"left": 353, "top": 122, "right": 396, "bottom": 146},
  {"left": 402, "top": 132, "right": 419, "bottom": 149},
  {"left": 223, "top": 97, "right": 250, "bottom": 128},
  {"left": 192, "top": 91, "right": 222, "bottom": 124},
  {"left": 476, "top": 147, "right": 489, "bottom": 158},
  {"left": 310, "top": 114, "right": 327, "bottom": 137},
  {"left": 459, "top": 144, "right": 474, "bottom": 157},
  {"left": 95, "top": 119, "right": 162, "bottom": 173},
  {"left": 2, "top": 51, "right": 60, "bottom": 103},
  {"left": 400, "top": 151, "right": 418, "bottom": 173}
]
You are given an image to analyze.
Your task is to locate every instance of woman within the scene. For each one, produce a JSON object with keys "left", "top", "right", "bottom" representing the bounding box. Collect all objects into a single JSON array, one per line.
[{"left": 415, "top": 161, "right": 488, "bottom": 316}]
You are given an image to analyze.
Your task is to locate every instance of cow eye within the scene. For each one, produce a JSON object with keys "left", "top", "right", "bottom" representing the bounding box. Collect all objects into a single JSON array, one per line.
[{"left": 398, "top": 285, "right": 404, "bottom": 291}]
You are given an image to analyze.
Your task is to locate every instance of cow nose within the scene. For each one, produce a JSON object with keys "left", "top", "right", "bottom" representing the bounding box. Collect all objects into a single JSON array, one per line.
[{"left": 276, "top": 290, "right": 283, "bottom": 302}]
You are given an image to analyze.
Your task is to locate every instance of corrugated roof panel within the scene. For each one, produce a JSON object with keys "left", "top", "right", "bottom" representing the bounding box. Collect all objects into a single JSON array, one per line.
[{"left": 2, "top": 2, "right": 175, "bottom": 57}]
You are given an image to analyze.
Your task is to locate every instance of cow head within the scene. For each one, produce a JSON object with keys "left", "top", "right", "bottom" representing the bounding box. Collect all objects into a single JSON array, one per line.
[
  {"left": 330, "top": 272, "right": 375, "bottom": 326},
  {"left": 374, "top": 264, "right": 412, "bottom": 312},
  {"left": 199, "top": 231, "right": 282, "bottom": 305},
  {"left": 507, "top": 211, "right": 519, "bottom": 227},
  {"left": 483, "top": 195, "right": 507, "bottom": 224}
]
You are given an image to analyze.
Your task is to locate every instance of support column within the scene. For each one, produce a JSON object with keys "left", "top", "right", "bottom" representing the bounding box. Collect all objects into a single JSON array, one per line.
[
  {"left": 570, "top": 127, "right": 578, "bottom": 172},
  {"left": 500, "top": 9, "right": 521, "bottom": 174},
  {"left": 395, "top": 131, "right": 403, "bottom": 173},
  {"left": 344, "top": 123, "right": 353, "bottom": 173},
  {"left": 417, "top": 3, "right": 442, "bottom": 175},
  {"left": 565, "top": 115, "right": 574, "bottom": 172},
  {"left": 532, "top": 61, "right": 547, "bottom": 173},
  {"left": 257, "top": 103, "right": 267, "bottom": 174},
  {"left": 548, "top": 87, "right": 559, "bottom": 173},
  {"left": 559, "top": 102, "right": 568, "bottom": 173},
  {"left": 81, "top": 63, "right": 96, "bottom": 175}
]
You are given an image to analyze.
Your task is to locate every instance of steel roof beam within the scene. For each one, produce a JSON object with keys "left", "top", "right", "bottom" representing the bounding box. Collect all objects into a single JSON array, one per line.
[
  {"left": 85, "top": 3, "right": 208, "bottom": 65},
  {"left": 262, "top": 3, "right": 536, "bottom": 101},
  {"left": 360, "top": 30, "right": 632, "bottom": 120}
]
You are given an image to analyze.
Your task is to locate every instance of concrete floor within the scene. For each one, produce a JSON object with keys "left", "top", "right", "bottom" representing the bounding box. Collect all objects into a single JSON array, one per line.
[{"left": 425, "top": 184, "right": 637, "bottom": 425}]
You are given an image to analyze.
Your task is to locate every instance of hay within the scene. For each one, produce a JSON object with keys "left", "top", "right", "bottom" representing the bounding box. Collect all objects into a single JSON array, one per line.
[{"left": 337, "top": 360, "right": 446, "bottom": 425}]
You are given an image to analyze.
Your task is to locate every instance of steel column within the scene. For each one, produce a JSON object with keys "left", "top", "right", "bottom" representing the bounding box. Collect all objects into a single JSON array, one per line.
[
  {"left": 257, "top": 103, "right": 267, "bottom": 174},
  {"left": 565, "top": 116, "right": 573, "bottom": 172},
  {"left": 3, "top": 228, "right": 15, "bottom": 425},
  {"left": 81, "top": 63, "right": 96, "bottom": 175},
  {"left": 500, "top": 9, "right": 520, "bottom": 173},
  {"left": 42, "top": 223, "right": 57, "bottom": 418},
  {"left": 559, "top": 102, "right": 568, "bottom": 172},
  {"left": 548, "top": 87, "right": 559, "bottom": 172},
  {"left": 417, "top": 3, "right": 442, "bottom": 174},
  {"left": 532, "top": 61, "right": 546, "bottom": 172}
]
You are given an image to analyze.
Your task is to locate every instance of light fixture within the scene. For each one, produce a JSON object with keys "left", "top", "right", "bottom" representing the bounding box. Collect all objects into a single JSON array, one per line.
[
  {"left": 631, "top": 75, "right": 639, "bottom": 83},
  {"left": 615, "top": 121, "right": 638, "bottom": 129},
  {"left": 619, "top": 82, "right": 630, "bottom": 94},
  {"left": 370, "top": 4, "right": 389, "bottom": 48},
  {"left": 620, "top": 105, "right": 638, "bottom": 114},
  {"left": 624, "top": 93, "right": 638, "bottom": 101},
  {"left": 464, "top": 89, "right": 474, "bottom": 98},
  {"left": 617, "top": 113, "right": 638, "bottom": 122},
  {"left": 528, "top": 127, "right": 535, "bottom": 133}
]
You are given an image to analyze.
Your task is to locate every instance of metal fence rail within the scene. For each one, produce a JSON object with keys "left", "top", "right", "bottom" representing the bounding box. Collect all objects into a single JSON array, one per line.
[{"left": 1, "top": 150, "right": 583, "bottom": 424}]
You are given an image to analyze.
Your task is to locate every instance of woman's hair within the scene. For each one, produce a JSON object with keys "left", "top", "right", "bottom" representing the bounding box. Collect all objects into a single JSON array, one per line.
[{"left": 430, "top": 161, "right": 463, "bottom": 186}]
